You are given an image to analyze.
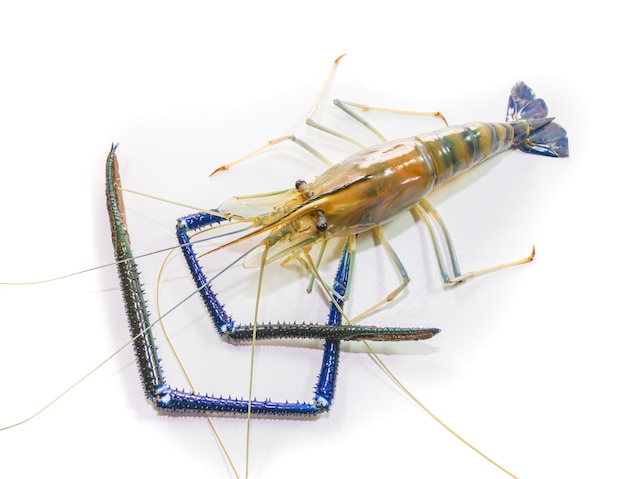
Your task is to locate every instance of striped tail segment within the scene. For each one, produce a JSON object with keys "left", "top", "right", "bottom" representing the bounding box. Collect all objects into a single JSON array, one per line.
[
  {"left": 417, "top": 81, "right": 568, "bottom": 186},
  {"left": 417, "top": 121, "right": 523, "bottom": 185}
]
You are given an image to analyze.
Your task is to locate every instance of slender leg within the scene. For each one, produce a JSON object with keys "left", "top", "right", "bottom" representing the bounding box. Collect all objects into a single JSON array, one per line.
[
  {"left": 211, "top": 56, "right": 449, "bottom": 176},
  {"left": 305, "top": 56, "right": 449, "bottom": 147},
  {"left": 210, "top": 55, "right": 451, "bottom": 175},
  {"left": 305, "top": 98, "right": 449, "bottom": 150},
  {"left": 210, "top": 134, "right": 333, "bottom": 175},
  {"left": 335, "top": 99, "right": 449, "bottom": 128},
  {"left": 343, "top": 227, "right": 412, "bottom": 324},
  {"left": 210, "top": 55, "right": 367, "bottom": 175},
  {"left": 412, "top": 199, "right": 534, "bottom": 286}
]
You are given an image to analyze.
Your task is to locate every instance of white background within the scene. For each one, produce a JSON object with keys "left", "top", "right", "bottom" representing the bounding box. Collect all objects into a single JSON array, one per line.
[{"left": 0, "top": 2, "right": 623, "bottom": 478}]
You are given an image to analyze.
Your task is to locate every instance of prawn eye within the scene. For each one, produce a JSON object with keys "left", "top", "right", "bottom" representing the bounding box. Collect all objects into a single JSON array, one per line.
[{"left": 315, "top": 211, "right": 328, "bottom": 232}]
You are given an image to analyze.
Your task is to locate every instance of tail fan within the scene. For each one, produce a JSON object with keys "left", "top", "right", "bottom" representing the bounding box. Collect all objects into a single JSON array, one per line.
[{"left": 507, "top": 81, "right": 569, "bottom": 157}]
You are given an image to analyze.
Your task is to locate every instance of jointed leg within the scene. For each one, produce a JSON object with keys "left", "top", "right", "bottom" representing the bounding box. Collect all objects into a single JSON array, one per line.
[
  {"left": 346, "top": 227, "right": 412, "bottom": 324},
  {"left": 210, "top": 134, "right": 333, "bottom": 175},
  {"left": 211, "top": 55, "right": 450, "bottom": 177},
  {"left": 412, "top": 199, "right": 534, "bottom": 286},
  {"left": 305, "top": 55, "right": 449, "bottom": 147}
]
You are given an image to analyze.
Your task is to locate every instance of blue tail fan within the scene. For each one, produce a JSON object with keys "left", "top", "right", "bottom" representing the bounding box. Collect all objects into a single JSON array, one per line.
[{"left": 507, "top": 81, "right": 569, "bottom": 157}]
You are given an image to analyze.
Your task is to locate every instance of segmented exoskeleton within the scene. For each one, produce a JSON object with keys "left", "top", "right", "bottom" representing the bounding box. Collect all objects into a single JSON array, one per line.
[{"left": 107, "top": 78, "right": 568, "bottom": 417}]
